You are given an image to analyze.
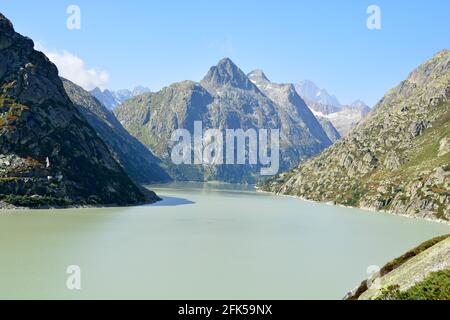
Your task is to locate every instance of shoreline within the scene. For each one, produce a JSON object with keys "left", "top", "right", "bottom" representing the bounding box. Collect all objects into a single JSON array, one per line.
[
  {"left": 1, "top": 184, "right": 449, "bottom": 227},
  {"left": 0, "top": 197, "right": 162, "bottom": 212},
  {"left": 255, "top": 187, "right": 450, "bottom": 226}
]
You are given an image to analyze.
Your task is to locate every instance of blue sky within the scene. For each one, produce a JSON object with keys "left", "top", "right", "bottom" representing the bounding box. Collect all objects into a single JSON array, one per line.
[{"left": 2, "top": 0, "right": 449, "bottom": 106}]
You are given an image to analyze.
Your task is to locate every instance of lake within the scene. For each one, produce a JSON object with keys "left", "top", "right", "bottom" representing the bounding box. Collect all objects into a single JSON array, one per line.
[{"left": 0, "top": 182, "right": 448, "bottom": 299}]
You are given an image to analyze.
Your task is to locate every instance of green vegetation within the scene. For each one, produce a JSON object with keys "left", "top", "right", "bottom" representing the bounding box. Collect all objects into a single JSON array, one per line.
[
  {"left": 377, "top": 268, "right": 450, "bottom": 300},
  {"left": 346, "top": 234, "right": 449, "bottom": 300},
  {"left": 0, "top": 96, "right": 28, "bottom": 126},
  {"left": 379, "top": 234, "right": 449, "bottom": 277},
  {"left": 342, "top": 188, "right": 365, "bottom": 207},
  {"left": 0, "top": 195, "right": 75, "bottom": 208},
  {"left": 262, "top": 49, "right": 450, "bottom": 222}
]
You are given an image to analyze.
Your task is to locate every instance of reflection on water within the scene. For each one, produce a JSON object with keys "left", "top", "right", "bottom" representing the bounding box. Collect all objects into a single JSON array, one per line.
[
  {"left": 150, "top": 196, "right": 195, "bottom": 207},
  {"left": 0, "top": 182, "right": 449, "bottom": 300}
]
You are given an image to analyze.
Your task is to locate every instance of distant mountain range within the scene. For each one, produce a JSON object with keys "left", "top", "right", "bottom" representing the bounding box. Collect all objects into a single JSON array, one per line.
[
  {"left": 91, "top": 86, "right": 151, "bottom": 110},
  {"left": 115, "top": 58, "right": 334, "bottom": 183},
  {"left": 296, "top": 80, "right": 371, "bottom": 135},
  {"left": 262, "top": 50, "right": 450, "bottom": 222},
  {"left": 296, "top": 80, "right": 341, "bottom": 107},
  {"left": 247, "top": 70, "right": 341, "bottom": 143}
]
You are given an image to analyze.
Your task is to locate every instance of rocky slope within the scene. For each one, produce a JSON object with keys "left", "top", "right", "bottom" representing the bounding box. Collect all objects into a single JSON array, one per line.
[
  {"left": 91, "top": 86, "right": 151, "bottom": 110},
  {"left": 63, "top": 78, "right": 170, "bottom": 184},
  {"left": 316, "top": 117, "right": 341, "bottom": 143},
  {"left": 345, "top": 235, "right": 450, "bottom": 300},
  {"left": 248, "top": 69, "right": 341, "bottom": 143},
  {"left": 0, "top": 13, "right": 158, "bottom": 208},
  {"left": 115, "top": 58, "right": 333, "bottom": 183},
  {"left": 261, "top": 50, "right": 450, "bottom": 222}
]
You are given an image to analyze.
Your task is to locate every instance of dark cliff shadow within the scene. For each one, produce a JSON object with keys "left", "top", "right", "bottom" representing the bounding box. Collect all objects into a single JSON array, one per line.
[{"left": 148, "top": 196, "right": 195, "bottom": 207}]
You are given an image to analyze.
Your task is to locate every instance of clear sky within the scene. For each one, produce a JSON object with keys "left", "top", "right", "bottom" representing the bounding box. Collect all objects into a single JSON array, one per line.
[{"left": 2, "top": 0, "right": 449, "bottom": 106}]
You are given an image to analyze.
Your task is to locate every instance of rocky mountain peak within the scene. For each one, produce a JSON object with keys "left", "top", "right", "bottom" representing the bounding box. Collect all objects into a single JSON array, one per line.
[
  {"left": 201, "top": 57, "right": 255, "bottom": 91},
  {"left": 296, "top": 80, "right": 341, "bottom": 107},
  {"left": 247, "top": 69, "right": 270, "bottom": 84},
  {"left": 349, "top": 99, "right": 371, "bottom": 112}
]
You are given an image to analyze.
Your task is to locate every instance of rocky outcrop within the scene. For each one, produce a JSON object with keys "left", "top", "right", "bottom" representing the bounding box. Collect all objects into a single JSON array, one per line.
[
  {"left": 0, "top": 13, "right": 159, "bottom": 208},
  {"left": 261, "top": 50, "right": 450, "bottom": 222},
  {"left": 345, "top": 235, "right": 450, "bottom": 300}
]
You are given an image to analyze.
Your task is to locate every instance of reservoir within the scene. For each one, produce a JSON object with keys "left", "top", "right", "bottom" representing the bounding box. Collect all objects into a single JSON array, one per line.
[{"left": 0, "top": 183, "right": 448, "bottom": 299}]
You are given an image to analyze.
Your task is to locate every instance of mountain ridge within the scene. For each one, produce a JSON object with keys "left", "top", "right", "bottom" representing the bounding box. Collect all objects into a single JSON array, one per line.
[
  {"left": 296, "top": 80, "right": 371, "bottom": 135},
  {"left": 247, "top": 69, "right": 340, "bottom": 143},
  {"left": 91, "top": 86, "right": 151, "bottom": 110},
  {"left": 261, "top": 50, "right": 450, "bottom": 222}
]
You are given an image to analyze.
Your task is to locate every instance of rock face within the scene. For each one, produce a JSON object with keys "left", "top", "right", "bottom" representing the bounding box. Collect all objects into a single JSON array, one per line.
[
  {"left": 262, "top": 50, "right": 450, "bottom": 222},
  {"left": 62, "top": 78, "right": 170, "bottom": 184},
  {"left": 115, "top": 58, "right": 333, "bottom": 183},
  {"left": 90, "top": 86, "right": 151, "bottom": 110},
  {"left": 0, "top": 13, "right": 158, "bottom": 207}
]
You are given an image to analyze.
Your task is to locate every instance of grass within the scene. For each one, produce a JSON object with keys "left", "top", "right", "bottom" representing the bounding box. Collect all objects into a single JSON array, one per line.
[
  {"left": 377, "top": 268, "right": 450, "bottom": 300},
  {"left": 379, "top": 234, "right": 449, "bottom": 277},
  {"left": 0, "top": 194, "right": 75, "bottom": 208}
]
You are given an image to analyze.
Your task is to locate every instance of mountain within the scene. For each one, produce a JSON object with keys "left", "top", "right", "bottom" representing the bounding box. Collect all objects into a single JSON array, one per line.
[
  {"left": 90, "top": 88, "right": 118, "bottom": 110},
  {"left": 316, "top": 102, "right": 371, "bottom": 136},
  {"left": 295, "top": 80, "right": 371, "bottom": 135},
  {"left": 261, "top": 50, "right": 450, "bottom": 222},
  {"left": 132, "top": 86, "right": 151, "bottom": 97},
  {"left": 91, "top": 86, "right": 151, "bottom": 110},
  {"left": 296, "top": 80, "right": 341, "bottom": 107},
  {"left": 351, "top": 99, "right": 370, "bottom": 110},
  {"left": 201, "top": 58, "right": 255, "bottom": 91},
  {"left": 115, "top": 58, "right": 333, "bottom": 183},
  {"left": 62, "top": 78, "right": 170, "bottom": 184},
  {"left": 0, "top": 13, "right": 158, "bottom": 208},
  {"left": 248, "top": 69, "right": 341, "bottom": 143},
  {"left": 316, "top": 117, "right": 341, "bottom": 143}
]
